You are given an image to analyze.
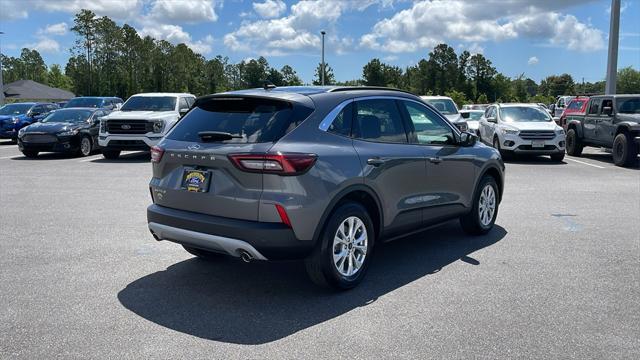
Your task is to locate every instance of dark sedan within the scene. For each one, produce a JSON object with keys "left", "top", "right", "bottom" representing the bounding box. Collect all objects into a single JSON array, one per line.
[{"left": 17, "top": 108, "right": 109, "bottom": 158}]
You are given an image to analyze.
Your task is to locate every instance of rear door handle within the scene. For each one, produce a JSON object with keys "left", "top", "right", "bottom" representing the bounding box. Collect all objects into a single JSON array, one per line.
[
  {"left": 428, "top": 157, "right": 442, "bottom": 164},
  {"left": 367, "top": 158, "right": 386, "bottom": 167}
]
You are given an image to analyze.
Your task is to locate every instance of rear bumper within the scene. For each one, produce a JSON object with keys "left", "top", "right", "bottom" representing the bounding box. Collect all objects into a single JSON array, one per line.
[{"left": 147, "top": 204, "right": 314, "bottom": 260}]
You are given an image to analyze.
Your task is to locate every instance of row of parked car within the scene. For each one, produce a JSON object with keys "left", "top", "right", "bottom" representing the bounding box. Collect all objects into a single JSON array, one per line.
[{"left": 0, "top": 91, "right": 638, "bottom": 167}]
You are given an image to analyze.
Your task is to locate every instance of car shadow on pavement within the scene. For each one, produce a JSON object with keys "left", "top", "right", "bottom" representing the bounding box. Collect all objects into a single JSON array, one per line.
[
  {"left": 575, "top": 152, "right": 639, "bottom": 169},
  {"left": 118, "top": 221, "right": 507, "bottom": 345},
  {"left": 503, "top": 155, "right": 567, "bottom": 165},
  {"left": 10, "top": 152, "right": 82, "bottom": 161},
  {"left": 89, "top": 151, "right": 151, "bottom": 163}
]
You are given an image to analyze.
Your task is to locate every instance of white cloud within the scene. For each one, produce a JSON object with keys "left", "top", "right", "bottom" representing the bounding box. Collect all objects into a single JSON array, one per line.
[
  {"left": 25, "top": 37, "right": 61, "bottom": 53},
  {"left": 40, "top": 23, "right": 68, "bottom": 36},
  {"left": 34, "top": 0, "right": 143, "bottom": 20},
  {"left": 139, "top": 23, "right": 192, "bottom": 43},
  {"left": 253, "top": 0, "right": 287, "bottom": 19},
  {"left": 360, "top": 0, "right": 605, "bottom": 53},
  {"left": 467, "top": 43, "right": 484, "bottom": 55},
  {"left": 224, "top": 0, "right": 353, "bottom": 55},
  {"left": 0, "top": 0, "right": 28, "bottom": 20},
  {"left": 528, "top": 56, "right": 539, "bottom": 65},
  {"left": 187, "top": 35, "right": 215, "bottom": 55},
  {"left": 150, "top": 0, "right": 218, "bottom": 23}
]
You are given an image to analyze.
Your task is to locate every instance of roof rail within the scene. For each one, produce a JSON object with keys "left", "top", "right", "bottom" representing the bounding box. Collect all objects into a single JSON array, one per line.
[{"left": 327, "top": 86, "right": 415, "bottom": 95}]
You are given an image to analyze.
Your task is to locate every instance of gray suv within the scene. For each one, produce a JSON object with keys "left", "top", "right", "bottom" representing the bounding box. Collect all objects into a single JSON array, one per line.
[{"left": 147, "top": 86, "right": 505, "bottom": 289}]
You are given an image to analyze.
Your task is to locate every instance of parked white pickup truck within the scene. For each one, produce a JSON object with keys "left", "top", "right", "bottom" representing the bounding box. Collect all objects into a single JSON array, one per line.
[{"left": 98, "top": 93, "right": 196, "bottom": 159}]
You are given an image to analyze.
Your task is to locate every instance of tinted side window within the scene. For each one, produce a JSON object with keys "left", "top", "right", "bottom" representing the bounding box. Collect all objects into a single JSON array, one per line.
[
  {"left": 179, "top": 97, "right": 190, "bottom": 111},
  {"left": 185, "top": 97, "right": 195, "bottom": 107},
  {"left": 327, "top": 102, "right": 353, "bottom": 137},
  {"left": 353, "top": 99, "right": 407, "bottom": 143},
  {"left": 402, "top": 101, "right": 454, "bottom": 145},
  {"left": 485, "top": 106, "right": 495, "bottom": 118},
  {"left": 32, "top": 105, "right": 46, "bottom": 113},
  {"left": 588, "top": 100, "right": 600, "bottom": 115}
]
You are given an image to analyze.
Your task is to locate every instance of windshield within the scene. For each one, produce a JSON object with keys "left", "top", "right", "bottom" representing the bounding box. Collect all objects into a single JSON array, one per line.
[
  {"left": 42, "top": 109, "right": 93, "bottom": 123},
  {"left": 0, "top": 104, "right": 32, "bottom": 116},
  {"left": 121, "top": 96, "right": 176, "bottom": 111},
  {"left": 467, "top": 111, "right": 483, "bottom": 120},
  {"left": 500, "top": 106, "right": 552, "bottom": 122},
  {"left": 424, "top": 99, "right": 458, "bottom": 115},
  {"left": 65, "top": 98, "right": 104, "bottom": 108},
  {"left": 617, "top": 97, "right": 640, "bottom": 114}
]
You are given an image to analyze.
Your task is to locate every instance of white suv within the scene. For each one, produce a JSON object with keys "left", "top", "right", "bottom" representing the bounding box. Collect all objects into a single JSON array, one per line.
[
  {"left": 420, "top": 96, "right": 468, "bottom": 132},
  {"left": 99, "top": 93, "right": 196, "bottom": 159},
  {"left": 478, "top": 103, "right": 566, "bottom": 161}
]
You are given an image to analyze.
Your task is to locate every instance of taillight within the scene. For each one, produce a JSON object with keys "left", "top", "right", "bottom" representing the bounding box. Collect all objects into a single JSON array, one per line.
[
  {"left": 228, "top": 153, "right": 317, "bottom": 175},
  {"left": 275, "top": 204, "right": 292, "bottom": 227},
  {"left": 150, "top": 146, "right": 164, "bottom": 163}
]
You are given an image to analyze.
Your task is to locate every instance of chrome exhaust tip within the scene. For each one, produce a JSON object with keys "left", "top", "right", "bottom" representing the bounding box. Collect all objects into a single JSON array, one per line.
[{"left": 238, "top": 249, "right": 253, "bottom": 263}]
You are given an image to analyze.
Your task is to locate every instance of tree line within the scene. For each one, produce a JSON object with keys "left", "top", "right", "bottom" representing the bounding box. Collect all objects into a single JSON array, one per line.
[{"left": 2, "top": 9, "right": 639, "bottom": 106}]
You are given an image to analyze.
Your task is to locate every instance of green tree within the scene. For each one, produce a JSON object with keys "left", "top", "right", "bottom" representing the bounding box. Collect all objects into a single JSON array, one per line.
[
  {"left": 280, "top": 65, "right": 302, "bottom": 86},
  {"left": 71, "top": 9, "right": 97, "bottom": 95},
  {"left": 444, "top": 89, "right": 469, "bottom": 109},
  {"left": 362, "top": 58, "right": 386, "bottom": 86},
  {"left": 617, "top": 66, "right": 640, "bottom": 94},
  {"left": 47, "top": 64, "right": 72, "bottom": 90},
  {"left": 466, "top": 54, "right": 496, "bottom": 102},
  {"left": 266, "top": 68, "right": 284, "bottom": 86},
  {"left": 313, "top": 62, "right": 335, "bottom": 85},
  {"left": 539, "top": 74, "right": 575, "bottom": 97},
  {"left": 427, "top": 43, "right": 458, "bottom": 95}
]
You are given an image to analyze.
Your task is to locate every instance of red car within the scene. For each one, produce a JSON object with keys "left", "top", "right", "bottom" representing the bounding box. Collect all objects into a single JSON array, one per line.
[{"left": 559, "top": 96, "right": 589, "bottom": 129}]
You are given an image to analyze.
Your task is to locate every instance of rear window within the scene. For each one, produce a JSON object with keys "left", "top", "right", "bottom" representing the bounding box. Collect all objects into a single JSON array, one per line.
[{"left": 166, "top": 97, "right": 313, "bottom": 143}]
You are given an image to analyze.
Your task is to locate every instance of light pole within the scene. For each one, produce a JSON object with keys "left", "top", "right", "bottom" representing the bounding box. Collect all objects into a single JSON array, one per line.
[
  {"left": 605, "top": 0, "right": 620, "bottom": 95},
  {"left": 321, "top": 30, "right": 326, "bottom": 86},
  {"left": 0, "top": 31, "right": 5, "bottom": 106}
]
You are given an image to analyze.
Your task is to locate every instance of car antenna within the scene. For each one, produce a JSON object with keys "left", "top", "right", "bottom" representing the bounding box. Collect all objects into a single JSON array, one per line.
[{"left": 262, "top": 81, "right": 276, "bottom": 90}]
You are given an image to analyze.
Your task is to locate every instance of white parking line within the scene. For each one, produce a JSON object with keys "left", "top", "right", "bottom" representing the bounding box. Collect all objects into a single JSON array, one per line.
[
  {"left": 0, "top": 155, "right": 22, "bottom": 160},
  {"left": 565, "top": 157, "right": 606, "bottom": 169},
  {"left": 78, "top": 155, "right": 102, "bottom": 162}
]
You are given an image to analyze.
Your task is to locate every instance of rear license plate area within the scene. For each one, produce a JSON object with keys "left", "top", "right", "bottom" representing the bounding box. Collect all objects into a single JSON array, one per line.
[{"left": 181, "top": 169, "right": 211, "bottom": 193}]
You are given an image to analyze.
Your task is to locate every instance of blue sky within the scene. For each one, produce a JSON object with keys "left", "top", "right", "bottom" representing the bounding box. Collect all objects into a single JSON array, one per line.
[{"left": 1, "top": 0, "right": 638, "bottom": 84}]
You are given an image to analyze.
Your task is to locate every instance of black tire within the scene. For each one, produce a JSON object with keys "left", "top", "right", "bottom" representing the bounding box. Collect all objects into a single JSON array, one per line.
[
  {"left": 102, "top": 149, "right": 120, "bottom": 159},
  {"left": 182, "top": 245, "right": 224, "bottom": 261},
  {"left": 612, "top": 132, "right": 638, "bottom": 167},
  {"left": 460, "top": 175, "right": 499, "bottom": 235},
  {"left": 565, "top": 128, "right": 583, "bottom": 156},
  {"left": 22, "top": 150, "right": 39, "bottom": 158},
  {"left": 305, "top": 201, "right": 375, "bottom": 290},
  {"left": 77, "top": 136, "right": 92, "bottom": 157},
  {"left": 550, "top": 152, "right": 565, "bottom": 162}
]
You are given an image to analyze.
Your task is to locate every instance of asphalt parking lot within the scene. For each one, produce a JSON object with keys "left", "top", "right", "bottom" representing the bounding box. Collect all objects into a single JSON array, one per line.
[{"left": 0, "top": 143, "right": 638, "bottom": 359}]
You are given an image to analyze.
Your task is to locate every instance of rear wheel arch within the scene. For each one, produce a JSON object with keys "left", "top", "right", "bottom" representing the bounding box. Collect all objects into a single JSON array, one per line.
[
  {"left": 312, "top": 185, "right": 383, "bottom": 244},
  {"left": 478, "top": 166, "right": 503, "bottom": 204},
  {"left": 567, "top": 122, "right": 583, "bottom": 137}
]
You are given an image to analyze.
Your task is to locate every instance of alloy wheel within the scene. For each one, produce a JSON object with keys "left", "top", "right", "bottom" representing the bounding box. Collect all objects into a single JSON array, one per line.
[
  {"left": 81, "top": 137, "right": 91, "bottom": 156},
  {"left": 332, "top": 216, "right": 368, "bottom": 277},
  {"left": 478, "top": 184, "right": 496, "bottom": 227}
]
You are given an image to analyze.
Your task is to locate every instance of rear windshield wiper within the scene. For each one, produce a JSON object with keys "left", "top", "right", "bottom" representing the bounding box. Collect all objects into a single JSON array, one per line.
[{"left": 198, "top": 131, "right": 244, "bottom": 142}]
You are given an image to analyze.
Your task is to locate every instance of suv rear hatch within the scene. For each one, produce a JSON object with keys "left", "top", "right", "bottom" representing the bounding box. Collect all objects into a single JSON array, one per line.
[{"left": 149, "top": 95, "right": 314, "bottom": 221}]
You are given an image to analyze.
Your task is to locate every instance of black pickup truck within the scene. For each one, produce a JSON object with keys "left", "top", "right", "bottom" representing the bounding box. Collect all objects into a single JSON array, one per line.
[{"left": 565, "top": 95, "right": 640, "bottom": 167}]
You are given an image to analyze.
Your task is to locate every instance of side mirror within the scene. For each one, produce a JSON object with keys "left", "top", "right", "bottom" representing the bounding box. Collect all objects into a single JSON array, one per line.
[
  {"left": 459, "top": 132, "right": 477, "bottom": 147},
  {"left": 487, "top": 117, "right": 497, "bottom": 123},
  {"left": 602, "top": 106, "right": 613, "bottom": 116},
  {"left": 461, "top": 112, "right": 470, "bottom": 119},
  {"left": 179, "top": 108, "right": 189, "bottom": 117}
]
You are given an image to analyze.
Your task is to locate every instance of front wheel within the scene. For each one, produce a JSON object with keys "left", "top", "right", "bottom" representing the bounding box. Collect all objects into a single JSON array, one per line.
[
  {"left": 565, "top": 129, "right": 583, "bottom": 156},
  {"left": 77, "top": 136, "right": 92, "bottom": 157},
  {"left": 305, "top": 202, "right": 375, "bottom": 290},
  {"left": 460, "top": 175, "right": 499, "bottom": 235},
  {"left": 493, "top": 136, "right": 511, "bottom": 160},
  {"left": 22, "top": 150, "right": 39, "bottom": 158},
  {"left": 102, "top": 149, "right": 120, "bottom": 159},
  {"left": 612, "top": 132, "right": 638, "bottom": 167}
]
